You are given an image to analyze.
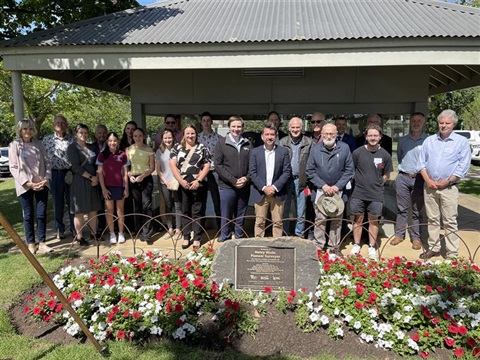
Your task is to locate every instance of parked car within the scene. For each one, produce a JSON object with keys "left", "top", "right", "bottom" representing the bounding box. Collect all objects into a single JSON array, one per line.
[
  {"left": 454, "top": 130, "right": 480, "bottom": 164},
  {"left": 0, "top": 147, "right": 11, "bottom": 177}
]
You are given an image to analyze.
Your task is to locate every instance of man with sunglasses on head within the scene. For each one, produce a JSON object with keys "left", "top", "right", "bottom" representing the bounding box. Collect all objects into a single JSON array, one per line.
[{"left": 309, "top": 112, "right": 326, "bottom": 144}]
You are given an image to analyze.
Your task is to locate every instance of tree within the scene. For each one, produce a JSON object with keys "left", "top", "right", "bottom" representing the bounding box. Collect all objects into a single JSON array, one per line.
[
  {"left": 462, "top": 93, "right": 480, "bottom": 130},
  {"left": 427, "top": 87, "right": 480, "bottom": 133},
  {"left": 1, "top": 0, "right": 140, "bottom": 41}
]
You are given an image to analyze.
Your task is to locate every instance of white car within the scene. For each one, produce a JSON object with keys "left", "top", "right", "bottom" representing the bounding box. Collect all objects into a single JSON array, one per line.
[
  {"left": 0, "top": 147, "right": 11, "bottom": 177},
  {"left": 453, "top": 130, "right": 480, "bottom": 165}
]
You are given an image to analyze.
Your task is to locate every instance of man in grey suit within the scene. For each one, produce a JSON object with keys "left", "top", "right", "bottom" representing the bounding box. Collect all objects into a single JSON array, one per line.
[{"left": 249, "top": 123, "right": 292, "bottom": 238}]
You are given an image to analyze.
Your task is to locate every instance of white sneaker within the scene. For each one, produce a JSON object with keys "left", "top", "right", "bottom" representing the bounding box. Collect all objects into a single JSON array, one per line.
[
  {"left": 109, "top": 233, "right": 117, "bottom": 244},
  {"left": 118, "top": 232, "right": 126, "bottom": 244},
  {"left": 350, "top": 244, "right": 361, "bottom": 255},
  {"left": 368, "top": 246, "right": 378, "bottom": 261}
]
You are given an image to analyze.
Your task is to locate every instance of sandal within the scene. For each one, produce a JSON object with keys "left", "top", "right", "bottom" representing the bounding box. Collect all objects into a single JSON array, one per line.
[{"left": 192, "top": 240, "right": 201, "bottom": 251}]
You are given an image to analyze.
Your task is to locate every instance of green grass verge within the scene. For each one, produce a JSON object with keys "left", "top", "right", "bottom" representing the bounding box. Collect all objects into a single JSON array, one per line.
[{"left": 458, "top": 178, "right": 480, "bottom": 198}]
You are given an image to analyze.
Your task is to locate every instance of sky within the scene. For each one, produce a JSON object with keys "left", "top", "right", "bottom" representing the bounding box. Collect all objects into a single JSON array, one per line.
[{"left": 138, "top": 0, "right": 159, "bottom": 5}]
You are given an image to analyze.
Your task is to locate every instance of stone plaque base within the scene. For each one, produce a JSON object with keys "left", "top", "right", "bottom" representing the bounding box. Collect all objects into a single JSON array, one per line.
[{"left": 211, "top": 237, "right": 320, "bottom": 293}]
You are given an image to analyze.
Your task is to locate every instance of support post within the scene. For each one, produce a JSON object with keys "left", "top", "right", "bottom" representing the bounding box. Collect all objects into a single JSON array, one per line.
[{"left": 11, "top": 71, "right": 25, "bottom": 122}]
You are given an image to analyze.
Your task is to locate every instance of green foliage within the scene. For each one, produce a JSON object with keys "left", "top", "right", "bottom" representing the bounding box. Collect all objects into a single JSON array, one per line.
[
  {"left": 1, "top": 0, "right": 141, "bottom": 41},
  {"left": 427, "top": 87, "right": 480, "bottom": 134},
  {"left": 462, "top": 93, "right": 480, "bottom": 130}
]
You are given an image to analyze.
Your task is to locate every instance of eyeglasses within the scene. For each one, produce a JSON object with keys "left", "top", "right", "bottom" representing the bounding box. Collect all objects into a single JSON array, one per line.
[
  {"left": 321, "top": 133, "right": 336, "bottom": 137},
  {"left": 366, "top": 135, "right": 380, "bottom": 138},
  {"left": 22, "top": 128, "right": 34, "bottom": 131},
  {"left": 165, "top": 121, "right": 176, "bottom": 125},
  {"left": 311, "top": 121, "right": 323, "bottom": 124}
]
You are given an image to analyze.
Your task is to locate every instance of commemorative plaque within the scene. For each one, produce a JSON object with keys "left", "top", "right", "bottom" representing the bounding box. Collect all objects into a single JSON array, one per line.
[
  {"left": 235, "top": 246, "right": 295, "bottom": 291},
  {"left": 211, "top": 237, "right": 321, "bottom": 293}
]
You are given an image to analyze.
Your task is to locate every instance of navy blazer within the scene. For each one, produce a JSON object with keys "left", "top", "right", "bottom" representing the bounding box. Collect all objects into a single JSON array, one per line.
[
  {"left": 249, "top": 145, "right": 291, "bottom": 203},
  {"left": 339, "top": 133, "right": 356, "bottom": 153}
]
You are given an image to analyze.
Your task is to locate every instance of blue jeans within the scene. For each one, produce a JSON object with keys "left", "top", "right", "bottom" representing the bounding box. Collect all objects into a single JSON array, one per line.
[
  {"left": 219, "top": 186, "right": 250, "bottom": 241},
  {"left": 282, "top": 178, "right": 306, "bottom": 237},
  {"left": 50, "top": 170, "right": 74, "bottom": 233},
  {"left": 19, "top": 188, "right": 48, "bottom": 244}
]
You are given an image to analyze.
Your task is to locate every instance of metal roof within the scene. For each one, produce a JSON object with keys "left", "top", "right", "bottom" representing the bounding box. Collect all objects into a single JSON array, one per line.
[{"left": 2, "top": 0, "right": 480, "bottom": 47}]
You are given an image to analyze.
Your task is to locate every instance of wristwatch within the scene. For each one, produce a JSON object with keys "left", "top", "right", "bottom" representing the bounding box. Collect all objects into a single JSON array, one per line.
[{"left": 89, "top": 175, "right": 93, "bottom": 180}]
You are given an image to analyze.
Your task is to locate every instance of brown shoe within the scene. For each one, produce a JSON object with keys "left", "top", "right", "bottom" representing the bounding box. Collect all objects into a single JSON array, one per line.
[
  {"left": 390, "top": 237, "right": 404, "bottom": 246},
  {"left": 419, "top": 250, "right": 441, "bottom": 260},
  {"left": 329, "top": 248, "right": 344, "bottom": 258},
  {"left": 411, "top": 240, "right": 422, "bottom": 250},
  {"left": 28, "top": 244, "right": 37, "bottom": 254}
]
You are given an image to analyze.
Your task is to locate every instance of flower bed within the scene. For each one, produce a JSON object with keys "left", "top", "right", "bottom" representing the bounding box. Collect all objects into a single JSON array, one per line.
[{"left": 24, "top": 247, "right": 480, "bottom": 358}]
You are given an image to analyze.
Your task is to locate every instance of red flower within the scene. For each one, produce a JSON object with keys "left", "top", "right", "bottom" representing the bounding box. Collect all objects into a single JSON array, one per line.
[
  {"left": 107, "top": 276, "right": 115, "bottom": 286},
  {"left": 174, "top": 304, "right": 183, "bottom": 312},
  {"left": 432, "top": 317, "right": 439, "bottom": 325},
  {"left": 467, "top": 337, "right": 476, "bottom": 347},
  {"left": 426, "top": 285, "right": 433, "bottom": 293},
  {"left": 423, "top": 331, "right": 430, "bottom": 337},
  {"left": 225, "top": 299, "right": 232, "bottom": 308},
  {"left": 185, "top": 261, "right": 192, "bottom": 269},
  {"left": 38, "top": 293, "right": 44, "bottom": 298},
  {"left": 324, "top": 263, "right": 331, "bottom": 271},
  {"left": 128, "top": 257, "right": 137, "bottom": 264},
  {"left": 454, "top": 348, "right": 465, "bottom": 358},
  {"left": 156, "top": 288, "right": 166, "bottom": 302},
  {"left": 23, "top": 306, "right": 30, "bottom": 314},
  {"left": 458, "top": 325, "right": 468, "bottom": 335},
  {"left": 402, "top": 278, "right": 409, "bottom": 284},
  {"left": 90, "top": 275, "right": 97, "bottom": 284},
  {"left": 473, "top": 347, "right": 480, "bottom": 356},
  {"left": 48, "top": 291, "right": 55, "bottom": 297},
  {"left": 138, "top": 261, "right": 146, "bottom": 269},
  {"left": 123, "top": 310, "right": 130, "bottom": 317},
  {"left": 445, "top": 337, "right": 455, "bottom": 347},
  {"left": 411, "top": 333, "right": 420, "bottom": 341},
  {"left": 176, "top": 269, "right": 185, "bottom": 277},
  {"left": 47, "top": 300, "right": 56, "bottom": 309},
  {"left": 133, "top": 312, "right": 141, "bottom": 319},
  {"left": 264, "top": 286, "right": 272, "bottom": 293},
  {"left": 289, "top": 290, "right": 296, "bottom": 298},
  {"left": 287, "top": 296, "right": 293, "bottom": 304},
  {"left": 443, "top": 312, "right": 452, "bottom": 321},
  {"left": 117, "top": 330, "right": 125, "bottom": 339},
  {"left": 356, "top": 284, "right": 364, "bottom": 296},
  {"left": 176, "top": 318, "right": 184, "bottom": 326},
  {"left": 111, "top": 266, "right": 120, "bottom": 273},
  {"left": 26, "top": 295, "right": 33, "bottom": 301},
  {"left": 55, "top": 304, "right": 63, "bottom": 313},
  {"left": 420, "top": 351, "right": 430, "bottom": 358},
  {"left": 449, "top": 325, "right": 459, "bottom": 334},
  {"left": 342, "top": 288, "right": 350, "bottom": 296},
  {"left": 355, "top": 302, "right": 363, "bottom": 309},
  {"left": 232, "top": 301, "right": 240, "bottom": 311},
  {"left": 193, "top": 278, "right": 203, "bottom": 287},
  {"left": 162, "top": 271, "right": 170, "bottom": 278},
  {"left": 181, "top": 278, "right": 189, "bottom": 289},
  {"left": 33, "top": 307, "right": 41, "bottom": 315},
  {"left": 70, "top": 291, "right": 82, "bottom": 301}
]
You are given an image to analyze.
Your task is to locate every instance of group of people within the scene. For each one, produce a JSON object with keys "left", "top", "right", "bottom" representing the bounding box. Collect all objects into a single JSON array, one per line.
[{"left": 9, "top": 109, "right": 471, "bottom": 260}]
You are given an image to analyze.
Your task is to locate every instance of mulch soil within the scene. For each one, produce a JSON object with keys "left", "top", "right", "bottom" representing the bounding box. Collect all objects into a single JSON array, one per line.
[{"left": 8, "top": 257, "right": 451, "bottom": 359}]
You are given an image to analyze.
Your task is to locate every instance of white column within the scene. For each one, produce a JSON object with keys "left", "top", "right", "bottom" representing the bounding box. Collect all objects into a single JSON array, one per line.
[
  {"left": 131, "top": 102, "right": 146, "bottom": 129},
  {"left": 11, "top": 71, "right": 25, "bottom": 122}
]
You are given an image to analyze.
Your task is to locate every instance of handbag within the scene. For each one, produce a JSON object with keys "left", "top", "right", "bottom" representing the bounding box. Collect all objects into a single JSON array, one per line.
[
  {"left": 168, "top": 178, "right": 180, "bottom": 191},
  {"left": 64, "top": 170, "right": 74, "bottom": 185}
]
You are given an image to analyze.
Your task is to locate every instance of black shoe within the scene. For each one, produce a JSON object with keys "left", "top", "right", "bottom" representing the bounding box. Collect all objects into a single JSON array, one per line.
[
  {"left": 76, "top": 238, "right": 89, "bottom": 246},
  {"left": 181, "top": 240, "right": 191, "bottom": 250},
  {"left": 419, "top": 250, "right": 441, "bottom": 260}
]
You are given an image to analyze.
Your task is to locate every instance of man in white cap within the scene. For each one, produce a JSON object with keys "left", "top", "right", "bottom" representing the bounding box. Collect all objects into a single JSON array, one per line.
[{"left": 306, "top": 123, "right": 354, "bottom": 257}]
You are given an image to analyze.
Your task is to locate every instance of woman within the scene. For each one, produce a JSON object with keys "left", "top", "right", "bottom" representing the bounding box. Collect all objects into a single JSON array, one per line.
[
  {"left": 126, "top": 128, "right": 155, "bottom": 241},
  {"left": 120, "top": 120, "right": 137, "bottom": 151},
  {"left": 155, "top": 129, "right": 182, "bottom": 239},
  {"left": 66, "top": 124, "right": 102, "bottom": 246},
  {"left": 97, "top": 132, "right": 129, "bottom": 244},
  {"left": 169, "top": 125, "right": 211, "bottom": 250},
  {"left": 214, "top": 116, "right": 252, "bottom": 242},
  {"left": 9, "top": 119, "right": 52, "bottom": 254}
]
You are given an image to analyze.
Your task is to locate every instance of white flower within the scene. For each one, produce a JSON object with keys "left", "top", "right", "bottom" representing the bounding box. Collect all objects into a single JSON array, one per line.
[
  {"left": 407, "top": 338, "right": 419, "bottom": 351},
  {"left": 334, "top": 308, "right": 340, "bottom": 316},
  {"left": 327, "top": 288, "right": 335, "bottom": 296},
  {"left": 353, "top": 321, "right": 362, "bottom": 329},
  {"left": 391, "top": 288, "right": 401, "bottom": 295},
  {"left": 306, "top": 301, "right": 314, "bottom": 310},
  {"left": 150, "top": 326, "right": 162, "bottom": 335},
  {"left": 395, "top": 330, "right": 405, "bottom": 340},
  {"left": 392, "top": 311, "right": 402, "bottom": 320},
  {"left": 173, "top": 327, "right": 186, "bottom": 339},
  {"left": 403, "top": 305, "right": 413, "bottom": 312},
  {"left": 327, "top": 296, "right": 335, "bottom": 302},
  {"left": 320, "top": 315, "right": 329, "bottom": 325},
  {"left": 335, "top": 327, "right": 344, "bottom": 337},
  {"left": 403, "top": 315, "right": 412, "bottom": 323},
  {"left": 344, "top": 314, "right": 353, "bottom": 323},
  {"left": 309, "top": 312, "right": 319, "bottom": 323},
  {"left": 252, "top": 299, "right": 259, "bottom": 307}
]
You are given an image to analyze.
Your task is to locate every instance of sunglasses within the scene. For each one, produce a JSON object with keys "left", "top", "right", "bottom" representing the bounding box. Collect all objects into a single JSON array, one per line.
[
  {"left": 165, "top": 121, "right": 176, "bottom": 125},
  {"left": 311, "top": 121, "right": 323, "bottom": 124}
]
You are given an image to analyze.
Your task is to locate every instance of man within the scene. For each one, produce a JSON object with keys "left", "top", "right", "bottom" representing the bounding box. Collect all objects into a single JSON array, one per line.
[
  {"left": 309, "top": 112, "right": 326, "bottom": 144},
  {"left": 155, "top": 114, "right": 182, "bottom": 148},
  {"left": 197, "top": 111, "right": 222, "bottom": 228},
  {"left": 350, "top": 124, "right": 393, "bottom": 261},
  {"left": 250, "top": 123, "right": 291, "bottom": 238},
  {"left": 42, "top": 114, "right": 75, "bottom": 239},
  {"left": 306, "top": 124, "right": 354, "bottom": 256},
  {"left": 390, "top": 112, "right": 428, "bottom": 250},
  {"left": 254, "top": 111, "right": 287, "bottom": 146},
  {"left": 356, "top": 114, "right": 393, "bottom": 155},
  {"left": 334, "top": 116, "right": 356, "bottom": 153},
  {"left": 418, "top": 109, "right": 471, "bottom": 259},
  {"left": 279, "top": 117, "right": 312, "bottom": 237},
  {"left": 92, "top": 124, "right": 108, "bottom": 153},
  {"left": 214, "top": 116, "right": 252, "bottom": 242},
  {"left": 92, "top": 124, "right": 108, "bottom": 235}
]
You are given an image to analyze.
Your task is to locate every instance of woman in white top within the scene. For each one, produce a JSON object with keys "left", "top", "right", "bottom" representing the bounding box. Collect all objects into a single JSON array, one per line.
[
  {"left": 155, "top": 129, "right": 182, "bottom": 239},
  {"left": 126, "top": 128, "right": 155, "bottom": 241}
]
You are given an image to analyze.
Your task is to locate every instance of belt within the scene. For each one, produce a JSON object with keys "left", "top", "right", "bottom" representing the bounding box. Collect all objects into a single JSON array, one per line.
[
  {"left": 52, "top": 169, "right": 69, "bottom": 172},
  {"left": 292, "top": 175, "right": 299, "bottom": 179},
  {"left": 399, "top": 171, "right": 417, "bottom": 178}
]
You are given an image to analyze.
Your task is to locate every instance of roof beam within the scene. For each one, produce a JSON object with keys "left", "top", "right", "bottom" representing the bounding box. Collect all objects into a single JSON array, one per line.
[
  {"left": 430, "top": 66, "right": 459, "bottom": 83},
  {"left": 430, "top": 69, "right": 450, "bottom": 86},
  {"left": 446, "top": 65, "right": 472, "bottom": 80}
]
